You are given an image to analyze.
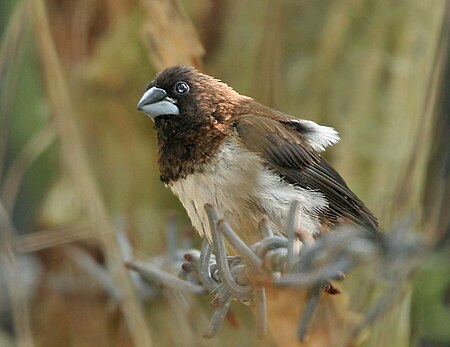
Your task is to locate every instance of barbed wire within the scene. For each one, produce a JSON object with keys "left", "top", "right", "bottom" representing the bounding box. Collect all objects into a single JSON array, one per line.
[{"left": 125, "top": 202, "right": 426, "bottom": 341}]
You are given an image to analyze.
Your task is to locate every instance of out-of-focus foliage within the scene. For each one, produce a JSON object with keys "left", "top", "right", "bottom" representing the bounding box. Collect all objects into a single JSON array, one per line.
[{"left": 0, "top": 0, "right": 449, "bottom": 346}]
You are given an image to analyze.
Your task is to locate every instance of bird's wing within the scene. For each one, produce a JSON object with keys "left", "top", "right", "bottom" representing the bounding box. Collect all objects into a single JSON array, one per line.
[{"left": 233, "top": 114, "right": 379, "bottom": 230}]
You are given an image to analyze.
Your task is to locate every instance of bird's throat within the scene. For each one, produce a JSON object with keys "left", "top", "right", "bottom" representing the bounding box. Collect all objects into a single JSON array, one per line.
[{"left": 155, "top": 116, "right": 228, "bottom": 184}]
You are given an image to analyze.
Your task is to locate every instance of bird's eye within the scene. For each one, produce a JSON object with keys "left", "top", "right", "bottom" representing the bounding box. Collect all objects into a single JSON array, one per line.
[{"left": 174, "top": 81, "right": 189, "bottom": 95}]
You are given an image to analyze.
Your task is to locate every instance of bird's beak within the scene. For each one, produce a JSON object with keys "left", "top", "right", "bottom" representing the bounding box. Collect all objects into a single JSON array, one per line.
[{"left": 137, "top": 87, "right": 179, "bottom": 120}]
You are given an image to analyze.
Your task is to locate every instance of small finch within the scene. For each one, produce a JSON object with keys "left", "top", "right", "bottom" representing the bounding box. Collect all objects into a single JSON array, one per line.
[{"left": 137, "top": 65, "right": 379, "bottom": 245}]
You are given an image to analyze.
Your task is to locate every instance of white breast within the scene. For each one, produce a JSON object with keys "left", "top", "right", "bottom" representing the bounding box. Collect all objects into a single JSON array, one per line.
[{"left": 169, "top": 138, "right": 327, "bottom": 244}]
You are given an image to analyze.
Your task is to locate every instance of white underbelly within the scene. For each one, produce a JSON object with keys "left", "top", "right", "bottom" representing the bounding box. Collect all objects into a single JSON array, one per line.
[{"left": 169, "top": 138, "right": 327, "bottom": 245}]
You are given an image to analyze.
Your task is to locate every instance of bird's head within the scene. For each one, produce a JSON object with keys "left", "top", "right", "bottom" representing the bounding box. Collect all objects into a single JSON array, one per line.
[{"left": 137, "top": 65, "right": 241, "bottom": 126}]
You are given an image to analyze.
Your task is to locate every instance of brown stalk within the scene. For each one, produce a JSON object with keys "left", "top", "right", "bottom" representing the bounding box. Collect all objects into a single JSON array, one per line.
[
  {"left": 252, "top": 0, "right": 284, "bottom": 108},
  {"left": 30, "top": 0, "right": 153, "bottom": 345},
  {"left": 15, "top": 223, "right": 97, "bottom": 253},
  {"left": 393, "top": 2, "right": 450, "bottom": 232},
  {"left": 140, "top": 0, "right": 205, "bottom": 70}
]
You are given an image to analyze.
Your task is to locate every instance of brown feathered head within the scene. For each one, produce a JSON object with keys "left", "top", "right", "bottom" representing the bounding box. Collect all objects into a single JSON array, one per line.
[{"left": 137, "top": 65, "right": 242, "bottom": 125}]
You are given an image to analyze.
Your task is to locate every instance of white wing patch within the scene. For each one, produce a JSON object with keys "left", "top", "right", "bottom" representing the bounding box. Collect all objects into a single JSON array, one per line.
[{"left": 293, "top": 119, "right": 340, "bottom": 152}]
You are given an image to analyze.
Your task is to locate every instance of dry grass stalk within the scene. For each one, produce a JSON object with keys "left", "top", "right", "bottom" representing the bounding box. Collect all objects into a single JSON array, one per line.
[
  {"left": 30, "top": 0, "right": 153, "bottom": 345},
  {"left": 15, "top": 224, "right": 97, "bottom": 253},
  {"left": 252, "top": 0, "right": 284, "bottom": 108},
  {"left": 394, "top": 2, "right": 450, "bottom": 236},
  {"left": 140, "top": 0, "right": 205, "bottom": 69}
]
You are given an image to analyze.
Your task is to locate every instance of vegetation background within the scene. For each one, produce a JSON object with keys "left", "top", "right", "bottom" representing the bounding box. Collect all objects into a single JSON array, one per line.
[{"left": 0, "top": 0, "right": 449, "bottom": 346}]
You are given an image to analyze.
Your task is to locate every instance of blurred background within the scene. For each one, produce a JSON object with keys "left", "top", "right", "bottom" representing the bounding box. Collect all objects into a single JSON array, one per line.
[{"left": 0, "top": 0, "right": 449, "bottom": 346}]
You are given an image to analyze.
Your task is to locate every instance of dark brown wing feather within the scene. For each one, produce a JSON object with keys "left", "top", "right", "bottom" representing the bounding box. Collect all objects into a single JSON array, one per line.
[{"left": 233, "top": 115, "right": 379, "bottom": 231}]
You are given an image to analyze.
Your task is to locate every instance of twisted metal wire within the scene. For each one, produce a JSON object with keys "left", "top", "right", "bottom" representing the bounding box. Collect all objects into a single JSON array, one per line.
[{"left": 126, "top": 202, "right": 425, "bottom": 341}]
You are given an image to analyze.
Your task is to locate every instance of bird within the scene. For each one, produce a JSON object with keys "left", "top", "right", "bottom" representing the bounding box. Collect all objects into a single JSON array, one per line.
[{"left": 137, "top": 65, "right": 379, "bottom": 246}]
